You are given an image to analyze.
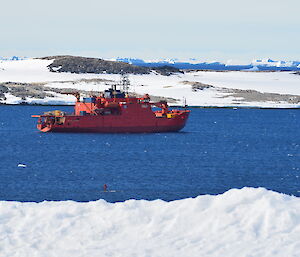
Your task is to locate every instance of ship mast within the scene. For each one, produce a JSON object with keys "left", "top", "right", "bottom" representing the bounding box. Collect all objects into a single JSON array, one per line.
[{"left": 120, "top": 73, "right": 130, "bottom": 94}]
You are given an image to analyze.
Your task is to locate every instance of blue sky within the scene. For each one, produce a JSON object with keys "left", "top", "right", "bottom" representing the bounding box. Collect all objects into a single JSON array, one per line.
[{"left": 1, "top": 0, "right": 299, "bottom": 62}]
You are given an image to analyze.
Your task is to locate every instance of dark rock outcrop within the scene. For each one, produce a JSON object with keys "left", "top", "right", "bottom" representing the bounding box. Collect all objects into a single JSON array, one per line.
[
  {"left": 152, "top": 65, "right": 183, "bottom": 76},
  {"left": 0, "top": 84, "right": 9, "bottom": 100},
  {"left": 41, "top": 55, "right": 150, "bottom": 75},
  {"left": 181, "top": 81, "right": 213, "bottom": 91},
  {"left": 0, "top": 82, "right": 51, "bottom": 100},
  {"left": 40, "top": 55, "right": 182, "bottom": 76},
  {"left": 221, "top": 88, "right": 300, "bottom": 104}
]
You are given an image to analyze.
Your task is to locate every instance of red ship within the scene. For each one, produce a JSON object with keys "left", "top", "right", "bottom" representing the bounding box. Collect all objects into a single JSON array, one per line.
[{"left": 32, "top": 85, "right": 190, "bottom": 133}]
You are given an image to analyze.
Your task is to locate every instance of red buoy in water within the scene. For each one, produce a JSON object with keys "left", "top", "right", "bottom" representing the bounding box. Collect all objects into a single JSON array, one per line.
[{"left": 103, "top": 184, "right": 108, "bottom": 192}]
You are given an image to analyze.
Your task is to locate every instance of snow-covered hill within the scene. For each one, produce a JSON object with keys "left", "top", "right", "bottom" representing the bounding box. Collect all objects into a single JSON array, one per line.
[
  {"left": 1, "top": 187, "right": 300, "bottom": 257},
  {"left": 1, "top": 58, "right": 300, "bottom": 107}
]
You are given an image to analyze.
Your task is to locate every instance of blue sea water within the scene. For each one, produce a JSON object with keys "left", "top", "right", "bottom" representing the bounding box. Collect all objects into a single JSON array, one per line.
[{"left": 0, "top": 105, "right": 299, "bottom": 202}]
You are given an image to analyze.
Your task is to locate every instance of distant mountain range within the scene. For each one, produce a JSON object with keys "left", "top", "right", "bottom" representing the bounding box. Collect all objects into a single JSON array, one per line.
[
  {"left": 115, "top": 58, "right": 300, "bottom": 71},
  {"left": 0, "top": 56, "right": 27, "bottom": 61}
]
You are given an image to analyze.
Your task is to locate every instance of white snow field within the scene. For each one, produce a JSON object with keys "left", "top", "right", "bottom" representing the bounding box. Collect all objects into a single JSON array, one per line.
[
  {"left": 1, "top": 59, "right": 300, "bottom": 107},
  {"left": 1, "top": 187, "right": 300, "bottom": 257}
]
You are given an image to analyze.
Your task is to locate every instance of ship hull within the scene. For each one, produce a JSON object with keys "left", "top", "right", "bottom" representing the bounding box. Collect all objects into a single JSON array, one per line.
[{"left": 37, "top": 111, "right": 190, "bottom": 133}]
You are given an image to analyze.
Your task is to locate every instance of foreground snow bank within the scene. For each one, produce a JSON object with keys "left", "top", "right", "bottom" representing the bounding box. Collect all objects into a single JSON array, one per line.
[{"left": 1, "top": 187, "right": 300, "bottom": 257}]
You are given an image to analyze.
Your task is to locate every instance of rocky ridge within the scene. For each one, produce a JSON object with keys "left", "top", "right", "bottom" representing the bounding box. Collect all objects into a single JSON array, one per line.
[{"left": 40, "top": 56, "right": 182, "bottom": 76}]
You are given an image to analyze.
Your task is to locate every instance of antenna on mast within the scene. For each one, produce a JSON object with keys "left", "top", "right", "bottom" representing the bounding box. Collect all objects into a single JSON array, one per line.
[{"left": 183, "top": 97, "right": 187, "bottom": 109}]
